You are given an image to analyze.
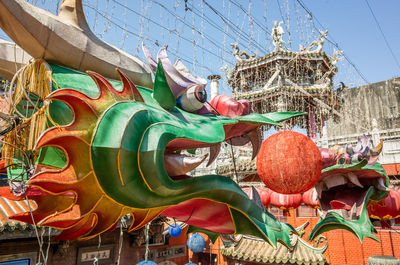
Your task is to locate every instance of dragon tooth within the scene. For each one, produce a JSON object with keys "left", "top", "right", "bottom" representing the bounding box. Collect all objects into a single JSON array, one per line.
[
  {"left": 347, "top": 172, "right": 363, "bottom": 188},
  {"left": 328, "top": 209, "right": 344, "bottom": 217},
  {"left": 317, "top": 209, "right": 325, "bottom": 219},
  {"left": 164, "top": 153, "right": 208, "bottom": 176},
  {"left": 375, "top": 178, "right": 389, "bottom": 191},
  {"left": 350, "top": 203, "right": 357, "bottom": 220},
  {"left": 323, "top": 174, "right": 348, "bottom": 189},
  {"left": 248, "top": 128, "right": 263, "bottom": 160},
  {"left": 315, "top": 182, "right": 323, "bottom": 199},
  {"left": 341, "top": 209, "right": 348, "bottom": 219},
  {"left": 207, "top": 143, "right": 221, "bottom": 167}
]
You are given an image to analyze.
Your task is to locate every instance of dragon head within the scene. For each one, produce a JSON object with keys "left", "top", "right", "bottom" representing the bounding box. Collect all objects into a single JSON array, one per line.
[
  {"left": 309, "top": 137, "right": 388, "bottom": 242},
  {"left": 1, "top": 52, "right": 302, "bottom": 247}
]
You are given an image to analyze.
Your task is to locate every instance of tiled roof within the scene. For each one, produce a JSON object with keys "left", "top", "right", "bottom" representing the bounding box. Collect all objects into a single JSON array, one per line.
[
  {"left": 232, "top": 85, "right": 337, "bottom": 101},
  {"left": 231, "top": 50, "right": 332, "bottom": 71},
  {"left": 220, "top": 235, "right": 328, "bottom": 265},
  {"left": 0, "top": 196, "right": 35, "bottom": 232}
]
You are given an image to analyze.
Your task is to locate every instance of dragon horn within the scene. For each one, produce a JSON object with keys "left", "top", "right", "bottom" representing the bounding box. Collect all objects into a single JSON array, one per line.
[
  {"left": 360, "top": 145, "right": 370, "bottom": 157},
  {"left": 157, "top": 46, "right": 201, "bottom": 98},
  {"left": 354, "top": 138, "right": 363, "bottom": 153},
  {"left": 142, "top": 42, "right": 158, "bottom": 74},
  {"left": 345, "top": 144, "right": 354, "bottom": 155},
  {"left": 0, "top": 0, "right": 152, "bottom": 88},
  {"left": 153, "top": 59, "right": 176, "bottom": 110},
  {"left": 174, "top": 59, "right": 207, "bottom": 85},
  {"left": 369, "top": 140, "right": 383, "bottom": 157},
  {"left": 361, "top": 135, "right": 367, "bottom": 147}
]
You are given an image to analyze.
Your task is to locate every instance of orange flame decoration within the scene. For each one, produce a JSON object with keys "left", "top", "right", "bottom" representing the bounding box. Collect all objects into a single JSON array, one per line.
[{"left": 7, "top": 70, "right": 162, "bottom": 240}]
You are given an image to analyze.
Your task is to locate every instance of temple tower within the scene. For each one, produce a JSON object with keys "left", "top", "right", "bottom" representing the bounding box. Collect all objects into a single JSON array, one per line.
[{"left": 223, "top": 24, "right": 342, "bottom": 138}]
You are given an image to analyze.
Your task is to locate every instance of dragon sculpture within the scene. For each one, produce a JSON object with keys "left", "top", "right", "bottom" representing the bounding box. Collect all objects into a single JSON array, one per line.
[
  {"left": 310, "top": 138, "right": 388, "bottom": 242},
  {"left": 0, "top": 0, "right": 308, "bottom": 248},
  {"left": 1, "top": 59, "right": 302, "bottom": 245}
]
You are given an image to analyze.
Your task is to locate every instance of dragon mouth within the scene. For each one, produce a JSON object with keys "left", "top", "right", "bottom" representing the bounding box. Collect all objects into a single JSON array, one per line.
[
  {"left": 316, "top": 173, "right": 388, "bottom": 220},
  {"left": 163, "top": 124, "right": 262, "bottom": 180}
]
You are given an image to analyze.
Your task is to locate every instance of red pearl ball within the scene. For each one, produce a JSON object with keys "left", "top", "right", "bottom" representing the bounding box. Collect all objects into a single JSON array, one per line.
[{"left": 256, "top": 131, "right": 322, "bottom": 194}]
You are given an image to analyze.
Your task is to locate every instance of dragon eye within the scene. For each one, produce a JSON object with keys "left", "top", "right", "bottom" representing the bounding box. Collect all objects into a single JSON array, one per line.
[
  {"left": 351, "top": 153, "right": 363, "bottom": 163},
  {"left": 177, "top": 85, "right": 207, "bottom": 112}
]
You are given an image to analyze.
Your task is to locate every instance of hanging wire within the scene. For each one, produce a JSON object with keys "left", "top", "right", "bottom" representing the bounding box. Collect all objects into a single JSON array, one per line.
[
  {"left": 364, "top": 0, "right": 400, "bottom": 72},
  {"left": 116, "top": 216, "right": 127, "bottom": 265},
  {"left": 25, "top": 194, "right": 47, "bottom": 264},
  {"left": 295, "top": 0, "right": 369, "bottom": 84},
  {"left": 247, "top": 0, "right": 254, "bottom": 53},
  {"left": 92, "top": 234, "right": 102, "bottom": 265},
  {"left": 199, "top": 0, "right": 206, "bottom": 78},
  {"left": 284, "top": 0, "right": 292, "bottom": 49},
  {"left": 136, "top": 0, "right": 146, "bottom": 55},
  {"left": 87, "top": 0, "right": 99, "bottom": 33},
  {"left": 119, "top": 0, "right": 128, "bottom": 49},
  {"left": 191, "top": 3, "right": 197, "bottom": 73},
  {"left": 144, "top": 223, "right": 150, "bottom": 262}
]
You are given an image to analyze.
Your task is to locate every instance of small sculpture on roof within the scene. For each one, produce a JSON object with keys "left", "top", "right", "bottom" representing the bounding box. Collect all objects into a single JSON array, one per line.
[
  {"left": 307, "top": 30, "right": 328, "bottom": 53},
  {"left": 318, "top": 49, "right": 343, "bottom": 85},
  {"left": 330, "top": 49, "right": 343, "bottom": 68},
  {"left": 220, "top": 64, "right": 233, "bottom": 79},
  {"left": 271, "top": 21, "right": 285, "bottom": 51},
  {"left": 230, "top": 43, "right": 257, "bottom": 62}
]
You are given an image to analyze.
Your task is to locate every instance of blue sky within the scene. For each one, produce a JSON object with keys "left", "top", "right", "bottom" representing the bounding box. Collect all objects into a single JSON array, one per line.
[
  {"left": 296, "top": 0, "right": 400, "bottom": 84},
  {"left": 3, "top": 0, "right": 400, "bottom": 93}
]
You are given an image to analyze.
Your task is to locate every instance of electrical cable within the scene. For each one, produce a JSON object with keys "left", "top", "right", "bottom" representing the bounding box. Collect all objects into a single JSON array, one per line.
[
  {"left": 295, "top": 0, "right": 370, "bottom": 84},
  {"left": 364, "top": 0, "right": 400, "bottom": 72},
  {"left": 84, "top": 3, "right": 215, "bottom": 72}
]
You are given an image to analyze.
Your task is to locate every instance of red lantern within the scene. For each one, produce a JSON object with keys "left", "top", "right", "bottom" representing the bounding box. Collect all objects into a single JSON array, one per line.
[
  {"left": 270, "top": 191, "right": 302, "bottom": 211},
  {"left": 256, "top": 131, "right": 322, "bottom": 194},
  {"left": 368, "top": 189, "right": 400, "bottom": 228},
  {"left": 302, "top": 188, "right": 320, "bottom": 209},
  {"left": 242, "top": 187, "right": 272, "bottom": 208}
]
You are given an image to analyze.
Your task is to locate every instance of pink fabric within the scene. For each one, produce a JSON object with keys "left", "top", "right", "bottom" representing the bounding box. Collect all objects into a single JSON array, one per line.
[
  {"left": 204, "top": 95, "right": 251, "bottom": 117},
  {"left": 162, "top": 198, "right": 235, "bottom": 234}
]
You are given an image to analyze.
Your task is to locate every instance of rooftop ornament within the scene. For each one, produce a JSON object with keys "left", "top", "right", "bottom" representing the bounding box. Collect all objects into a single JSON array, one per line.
[{"left": 271, "top": 21, "right": 285, "bottom": 52}]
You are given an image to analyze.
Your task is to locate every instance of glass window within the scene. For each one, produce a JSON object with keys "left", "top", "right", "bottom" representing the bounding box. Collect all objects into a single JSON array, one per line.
[
  {"left": 296, "top": 205, "right": 318, "bottom": 218},
  {"left": 268, "top": 206, "right": 288, "bottom": 223}
]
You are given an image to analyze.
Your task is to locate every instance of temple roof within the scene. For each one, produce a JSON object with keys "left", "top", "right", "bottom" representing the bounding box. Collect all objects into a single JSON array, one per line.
[
  {"left": 0, "top": 196, "right": 35, "bottom": 237},
  {"left": 231, "top": 50, "right": 333, "bottom": 72},
  {"left": 220, "top": 234, "right": 328, "bottom": 265},
  {"left": 233, "top": 85, "right": 338, "bottom": 101}
]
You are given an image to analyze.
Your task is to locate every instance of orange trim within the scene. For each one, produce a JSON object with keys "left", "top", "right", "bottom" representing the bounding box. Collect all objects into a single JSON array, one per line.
[{"left": 382, "top": 164, "right": 400, "bottom": 176}]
